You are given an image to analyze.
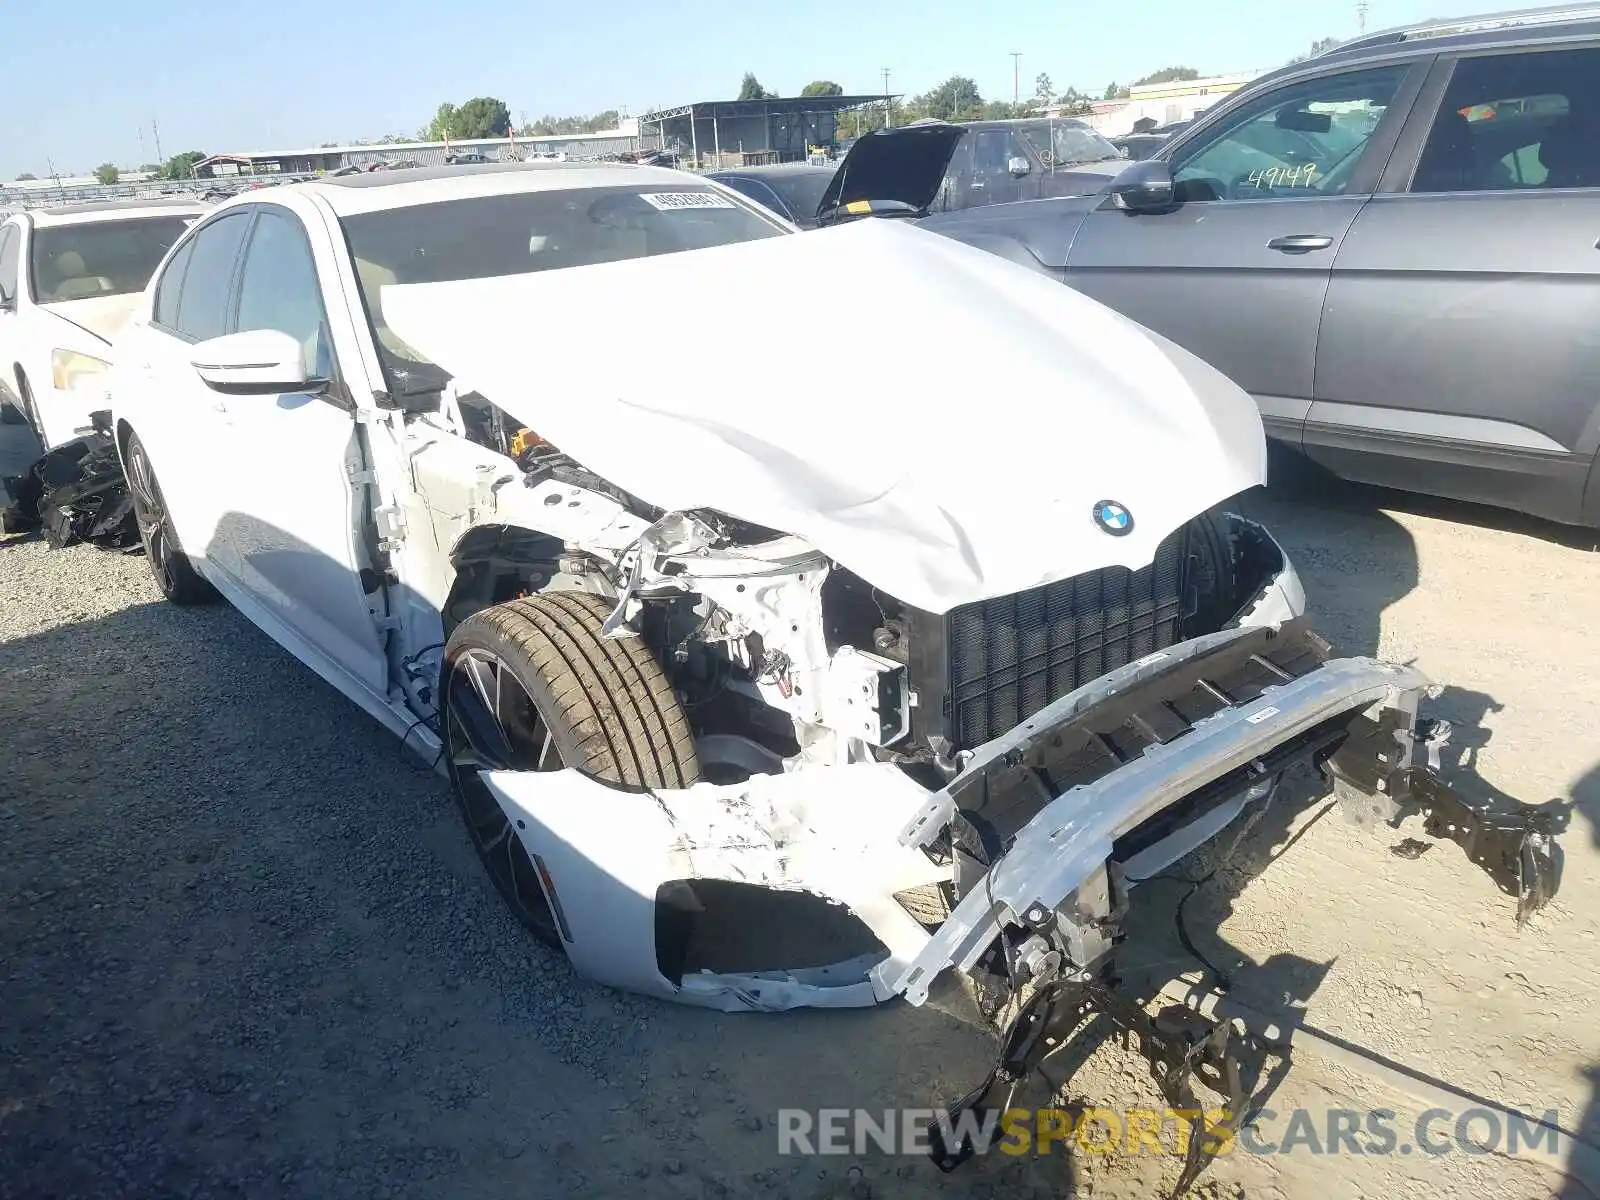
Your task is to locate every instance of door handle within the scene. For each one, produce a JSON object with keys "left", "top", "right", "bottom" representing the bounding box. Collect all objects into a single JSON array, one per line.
[{"left": 1267, "top": 234, "right": 1334, "bottom": 253}]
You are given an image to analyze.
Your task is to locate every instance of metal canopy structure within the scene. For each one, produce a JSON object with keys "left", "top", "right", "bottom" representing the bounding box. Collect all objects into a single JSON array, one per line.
[{"left": 641, "top": 94, "right": 899, "bottom": 167}]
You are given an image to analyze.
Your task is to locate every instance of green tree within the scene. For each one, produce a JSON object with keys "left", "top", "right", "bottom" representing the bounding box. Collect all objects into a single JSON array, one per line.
[
  {"left": 800, "top": 80, "right": 843, "bottom": 97},
  {"left": 920, "top": 76, "right": 983, "bottom": 121},
  {"left": 1034, "top": 73, "right": 1053, "bottom": 107},
  {"left": 419, "top": 102, "right": 458, "bottom": 140},
  {"left": 94, "top": 163, "right": 120, "bottom": 185},
  {"left": 522, "top": 110, "right": 620, "bottom": 136},
  {"left": 1103, "top": 81, "right": 1130, "bottom": 101},
  {"left": 161, "top": 150, "right": 206, "bottom": 180},
  {"left": 1055, "top": 86, "right": 1094, "bottom": 115},
  {"left": 1132, "top": 66, "right": 1200, "bottom": 87},
  {"left": 738, "top": 72, "right": 776, "bottom": 100},
  {"left": 454, "top": 96, "right": 512, "bottom": 138},
  {"left": 15, "top": 172, "right": 36, "bottom": 181},
  {"left": 979, "top": 100, "right": 1029, "bottom": 120}
]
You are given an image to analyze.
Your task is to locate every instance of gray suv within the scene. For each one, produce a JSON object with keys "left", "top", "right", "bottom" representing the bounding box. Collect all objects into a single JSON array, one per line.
[{"left": 916, "top": 7, "right": 1600, "bottom": 527}]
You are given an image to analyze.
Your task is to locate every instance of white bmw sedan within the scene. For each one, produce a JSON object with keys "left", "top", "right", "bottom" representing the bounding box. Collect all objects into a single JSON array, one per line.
[{"left": 108, "top": 160, "right": 1503, "bottom": 1022}]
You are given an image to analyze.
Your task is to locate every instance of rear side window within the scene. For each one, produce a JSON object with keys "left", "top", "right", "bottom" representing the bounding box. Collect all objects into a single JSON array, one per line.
[
  {"left": 172, "top": 213, "right": 250, "bottom": 342},
  {"left": 1411, "top": 48, "right": 1600, "bottom": 193},
  {"left": 0, "top": 226, "right": 18, "bottom": 305},
  {"left": 152, "top": 237, "right": 195, "bottom": 328}
]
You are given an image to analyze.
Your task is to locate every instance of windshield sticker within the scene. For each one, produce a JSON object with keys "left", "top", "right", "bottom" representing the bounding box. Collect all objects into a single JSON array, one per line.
[{"left": 639, "top": 191, "right": 737, "bottom": 211}]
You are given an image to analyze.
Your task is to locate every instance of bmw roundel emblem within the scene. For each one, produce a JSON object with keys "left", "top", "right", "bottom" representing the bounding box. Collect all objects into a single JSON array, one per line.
[{"left": 1092, "top": 499, "right": 1134, "bottom": 536}]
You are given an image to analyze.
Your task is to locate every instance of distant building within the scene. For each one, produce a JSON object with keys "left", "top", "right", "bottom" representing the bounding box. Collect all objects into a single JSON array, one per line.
[
  {"left": 640, "top": 95, "right": 896, "bottom": 169},
  {"left": 1081, "top": 72, "right": 1262, "bottom": 137},
  {"left": 192, "top": 119, "right": 652, "bottom": 178}
]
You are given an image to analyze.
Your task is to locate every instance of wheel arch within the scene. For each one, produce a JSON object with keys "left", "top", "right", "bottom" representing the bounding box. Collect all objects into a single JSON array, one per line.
[{"left": 442, "top": 522, "right": 587, "bottom": 637}]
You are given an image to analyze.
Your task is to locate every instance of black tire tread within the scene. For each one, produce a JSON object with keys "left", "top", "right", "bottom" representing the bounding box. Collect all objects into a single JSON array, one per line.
[{"left": 449, "top": 591, "right": 698, "bottom": 790}]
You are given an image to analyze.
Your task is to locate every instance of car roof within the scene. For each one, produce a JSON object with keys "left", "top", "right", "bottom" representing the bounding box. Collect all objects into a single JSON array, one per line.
[
  {"left": 27, "top": 198, "right": 208, "bottom": 226},
  {"left": 1314, "top": 2, "right": 1600, "bottom": 63},
  {"left": 281, "top": 160, "right": 703, "bottom": 216}
]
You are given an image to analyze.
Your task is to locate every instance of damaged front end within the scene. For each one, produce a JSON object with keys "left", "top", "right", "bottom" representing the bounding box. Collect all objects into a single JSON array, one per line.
[
  {"left": 481, "top": 613, "right": 1561, "bottom": 1011},
  {"left": 369, "top": 228, "right": 1564, "bottom": 1196}
]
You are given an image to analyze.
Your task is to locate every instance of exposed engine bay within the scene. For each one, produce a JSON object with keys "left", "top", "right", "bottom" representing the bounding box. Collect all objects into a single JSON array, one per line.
[{"left": 405, "top": 385, "right": 1305, "bottom": 785}]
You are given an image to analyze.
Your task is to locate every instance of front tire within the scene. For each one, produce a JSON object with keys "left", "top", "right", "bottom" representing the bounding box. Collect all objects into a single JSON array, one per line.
[
  {"left": 442, "top": 591, "right": 700, "bottom": 946},
  {"left": 123, "top": 432, "right": 217, "bottom": 605}
]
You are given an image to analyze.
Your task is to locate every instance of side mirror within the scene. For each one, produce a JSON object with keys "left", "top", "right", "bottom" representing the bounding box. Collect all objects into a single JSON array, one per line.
[
  {"left": 190, "top": 329, "right": 325, "bottom": 396},
  {"left": 1109, "top": 158, "right": 1176, "bottom": 212},
  {"left": 1007, "top": 156, "right": 1032, "bottom": 178}
]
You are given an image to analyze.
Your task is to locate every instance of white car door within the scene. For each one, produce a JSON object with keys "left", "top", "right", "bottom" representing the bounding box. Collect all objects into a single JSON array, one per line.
[
  {"left": 197, "top": 205, "right": 388, "bottom": 698},
  {"left": 118, "top": 209, "right": 254, "bottom": 572}
]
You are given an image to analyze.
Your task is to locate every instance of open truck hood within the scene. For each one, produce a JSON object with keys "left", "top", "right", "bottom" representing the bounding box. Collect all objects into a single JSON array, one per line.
[
  {"left": 381, "top": 217, "right": 1266, "bottom": 614},
  {"left": 815, "top": 122, "right": 968, "bottom": 217}
]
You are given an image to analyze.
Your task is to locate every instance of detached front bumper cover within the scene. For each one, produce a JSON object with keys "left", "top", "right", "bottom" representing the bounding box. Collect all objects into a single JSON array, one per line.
[
  {"left": 875, "top": 619, "right": 1562, "bottom": 1008},
  {"left": 0, "top": 410, "right": 136, "bottom": 549}
]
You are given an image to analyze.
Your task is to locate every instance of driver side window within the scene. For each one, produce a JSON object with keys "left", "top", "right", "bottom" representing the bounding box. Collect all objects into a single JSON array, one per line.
[
  {"left": 234, "top": 210, "right": 334, "bottom": 380},
  {"left": 1169, "top": 65, "right": 1409, "bottom": 202},
  {"left": 973, "top": 128, "right": 1029, "bottom": 178}
]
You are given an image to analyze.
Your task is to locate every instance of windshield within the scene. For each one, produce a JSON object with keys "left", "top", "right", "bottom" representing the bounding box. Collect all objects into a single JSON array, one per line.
[
  {"left": 342, "top": 184, "right": 784, "bottom": 382},
  {"left": 1016, "top": 119, "right": 1122, "bottom": 165},
  {"left": 28, "top": 216, "right": 195, "bottom": 303},
  {"left": 758, "top": 171, "right": 836, "bottom": 221}
]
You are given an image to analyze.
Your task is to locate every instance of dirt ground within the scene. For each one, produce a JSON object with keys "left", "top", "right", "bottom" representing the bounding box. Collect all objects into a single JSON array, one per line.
[{"left": 2, "top": 417, "right": 1597, "bottom": 1199}]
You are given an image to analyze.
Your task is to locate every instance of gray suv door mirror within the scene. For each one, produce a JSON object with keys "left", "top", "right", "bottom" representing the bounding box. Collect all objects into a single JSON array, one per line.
[
  {"left": 1109, "top": 159, "right": 1176, "bottom": 211},
  {"left": 1007, "top": 156, "right": 1032, "bottom": 178}
]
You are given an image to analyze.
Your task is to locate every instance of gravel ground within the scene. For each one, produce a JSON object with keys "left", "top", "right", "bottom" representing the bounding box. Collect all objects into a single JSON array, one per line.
[{"left": 2, "top": 419, "right": 1597, "bottom": 1200}]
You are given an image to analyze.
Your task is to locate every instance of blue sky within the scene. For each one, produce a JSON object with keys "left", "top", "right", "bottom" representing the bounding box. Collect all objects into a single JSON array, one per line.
[{"left": 4, "top": 0, "right": 1481, "bottom": 177}]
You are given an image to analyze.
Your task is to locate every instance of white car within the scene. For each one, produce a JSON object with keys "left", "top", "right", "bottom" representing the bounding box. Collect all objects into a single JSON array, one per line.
[
  {"left": 0, "top": 199, "right": 206, "bottom": 449},
  {"left": 105, "top": 165, "right": 1555, "bottom": 1051}
]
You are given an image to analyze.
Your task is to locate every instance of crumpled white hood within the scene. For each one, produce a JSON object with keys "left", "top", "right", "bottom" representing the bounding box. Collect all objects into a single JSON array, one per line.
[{"left": 381, "top": 218, "right": 1265, "bottom": 613}]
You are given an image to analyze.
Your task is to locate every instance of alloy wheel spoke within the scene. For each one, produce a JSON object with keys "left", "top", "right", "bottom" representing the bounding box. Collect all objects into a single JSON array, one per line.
[{"left": 447, "top": 661, "right": 514, "bottom": 770}]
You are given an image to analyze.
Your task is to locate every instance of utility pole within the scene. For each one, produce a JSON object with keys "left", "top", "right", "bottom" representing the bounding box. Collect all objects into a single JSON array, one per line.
[
  {"left": 1011, "top": 51, "right": 1022, "bottom": 106},
  {"left": 151, "top": 119, "right": 164, "bottom": 164},
  {"left": 882, "top": 68, "right": 892, "bottom": 128},
  {"left": 138, "top": 126, "right": 146, "bottom": 165},
  {"left": 1356, "top": 0, "right": 1369, "bottom": 32}
]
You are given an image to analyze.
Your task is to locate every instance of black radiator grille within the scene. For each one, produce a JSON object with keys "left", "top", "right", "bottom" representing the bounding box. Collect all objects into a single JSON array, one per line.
[{"left": 944, "top": 524, "right": 1192, "bottom": 748}]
